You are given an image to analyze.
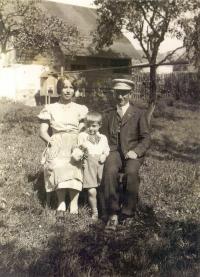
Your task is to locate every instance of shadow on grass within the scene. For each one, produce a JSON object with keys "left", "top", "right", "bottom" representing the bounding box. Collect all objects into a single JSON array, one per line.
[
  {"left": 1, "top": 206, "right": 200, "bottom": 277},
  {"left": 28, "top": 170, "right": 58, "bottom": 209},
  {"left": 151, "top": 110, "right": 188, "bottom": 134},
  {"left": 174, "top": 102, "right": 200, "bottom": 112},
  {"left": 28, "top": 170, "right": 47, "bottom": 208},
  {"left": 153, "top": 111, "right": 185, "bottom": 122},
  {"left": 76, "top": 212, "right": 200, "bottom": 276},
  {"left": 151, "top": 136, "right": 200, "bottom": 163}
]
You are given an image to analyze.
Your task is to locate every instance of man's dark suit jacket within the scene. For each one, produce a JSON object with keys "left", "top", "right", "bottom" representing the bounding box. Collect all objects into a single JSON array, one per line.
[{"left": 101, "top": 103, "right": 151, "bottom": 158}]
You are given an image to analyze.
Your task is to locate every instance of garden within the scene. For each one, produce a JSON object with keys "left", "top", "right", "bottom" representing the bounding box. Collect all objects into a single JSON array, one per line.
[{"left": 0, "top": 95, "right": 200, "bottom": 276}]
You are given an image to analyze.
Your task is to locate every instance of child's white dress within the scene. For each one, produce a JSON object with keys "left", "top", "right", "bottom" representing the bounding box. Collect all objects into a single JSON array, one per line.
[
  {"left": 38, "top": 102, "right": 88, "bottom": 192},
  {"left": 78, "top": 132, "right": 110, "bottom": 188}
]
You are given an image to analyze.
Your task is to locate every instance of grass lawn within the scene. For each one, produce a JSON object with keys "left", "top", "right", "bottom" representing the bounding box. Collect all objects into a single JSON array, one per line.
[{"left": 0, "top": 97, "right": 200, "bottom": 277}]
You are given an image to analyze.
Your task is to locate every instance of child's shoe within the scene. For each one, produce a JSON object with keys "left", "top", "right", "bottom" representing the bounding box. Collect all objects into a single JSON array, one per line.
[{"left": 91, "top": 213, "right": 98, "bottom": 221}]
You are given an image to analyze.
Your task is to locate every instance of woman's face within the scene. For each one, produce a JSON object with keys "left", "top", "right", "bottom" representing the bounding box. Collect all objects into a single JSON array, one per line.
[{"left": 60, "top": 79, "right": 74, "bottom": 102}]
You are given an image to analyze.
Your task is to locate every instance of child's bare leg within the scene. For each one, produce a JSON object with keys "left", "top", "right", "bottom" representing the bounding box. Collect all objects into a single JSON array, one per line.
[
  {"left": 56, "top": 189, "right": 67, "bottom": 211},
  {"left": 69, "top": 189, "right": 79, "bottom": 214},
  {"left": 88, "top": 188, "right": 98, "bottom": 219}
]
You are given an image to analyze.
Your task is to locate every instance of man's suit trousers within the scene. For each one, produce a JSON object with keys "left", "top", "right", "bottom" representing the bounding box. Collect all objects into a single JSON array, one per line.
[{"left": 102, "top": 150, "right": 143, "bottom": 216}]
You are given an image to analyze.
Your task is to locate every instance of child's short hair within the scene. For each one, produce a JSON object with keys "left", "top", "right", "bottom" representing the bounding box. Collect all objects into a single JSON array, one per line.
[{"left": 85, "top": 111, "right": 102, "bottom": 125}]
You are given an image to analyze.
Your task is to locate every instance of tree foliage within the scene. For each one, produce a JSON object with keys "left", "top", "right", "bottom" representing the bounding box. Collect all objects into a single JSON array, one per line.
[
  {"left": 94, "top": 0, "right": 199, "bottom": 110},
  {"left": 0, "top": 0, "right": 81, "bottom": 60},
  {"left": 94, "top": 0, "right": 198, "bottom": 63},
  {"left": 183, "top": 13, "right": 200, "bottom": 68}
]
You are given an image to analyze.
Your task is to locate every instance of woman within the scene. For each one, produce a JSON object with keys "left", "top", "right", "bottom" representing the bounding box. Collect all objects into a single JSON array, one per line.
[{"left": 38, "top": 76, "right": 88, "bottom": 214}]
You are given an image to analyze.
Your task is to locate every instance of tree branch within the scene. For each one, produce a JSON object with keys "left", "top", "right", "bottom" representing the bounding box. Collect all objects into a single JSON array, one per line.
[
  {"left": 155, "top": 10, "right": 171, "bottom": 50},
  {"left": 138, "top": 4, "right": 160, "bottom": 38},
  {"left": 157, "top": 45, "right": 185, "bottom": 65},
  {"left": 132, "top": 22, "right": 150, "bottom": 61}
]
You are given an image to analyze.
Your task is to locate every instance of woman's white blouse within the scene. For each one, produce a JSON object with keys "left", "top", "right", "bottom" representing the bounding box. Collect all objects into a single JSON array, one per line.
[{"left": 38, "top": 102, "right": 88, "bottom": 132}]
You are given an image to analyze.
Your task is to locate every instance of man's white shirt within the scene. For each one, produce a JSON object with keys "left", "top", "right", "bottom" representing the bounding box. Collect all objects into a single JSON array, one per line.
[{"left": 117, "top": 102, "right": 130, "bottom": 117}]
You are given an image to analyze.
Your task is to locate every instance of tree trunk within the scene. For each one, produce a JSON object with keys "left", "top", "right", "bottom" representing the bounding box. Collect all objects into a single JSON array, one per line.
[
  {"left": 146, "top": 64, "right": 157, "bottom": 125},
  {"left": 146, "top": 101, "right": 155, "bottom": 126}
]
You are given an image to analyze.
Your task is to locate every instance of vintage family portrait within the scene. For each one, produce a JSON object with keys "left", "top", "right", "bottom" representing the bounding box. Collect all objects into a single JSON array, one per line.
[{"left": 0, "top": 0, "right": 200, "bottom": 276}]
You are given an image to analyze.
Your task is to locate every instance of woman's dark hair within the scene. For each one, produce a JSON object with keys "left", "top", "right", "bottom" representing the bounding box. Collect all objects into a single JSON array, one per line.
[{"left": 57, "top": 76, "right": 77, "bottom": 95}]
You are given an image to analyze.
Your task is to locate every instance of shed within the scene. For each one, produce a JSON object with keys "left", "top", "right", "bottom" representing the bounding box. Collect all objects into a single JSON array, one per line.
[
  {"left": 40, "top": 72, "right": 58, "bottom": 96},
  {"left": 40, "top": 71, "right": 59, "bottom": 104}
]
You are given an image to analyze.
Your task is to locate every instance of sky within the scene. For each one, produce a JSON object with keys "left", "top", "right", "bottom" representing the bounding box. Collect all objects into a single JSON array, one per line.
[
  {"left": 47, "top": 0, "right": 183, "bottom": 53},
  {"left": 47, "top": 0, "right": 95, "bottom": 8}
]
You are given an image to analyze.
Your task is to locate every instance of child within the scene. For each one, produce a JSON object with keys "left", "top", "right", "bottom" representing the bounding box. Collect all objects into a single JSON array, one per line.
[{"left": 78, "top": 111, "right": 110, "bottom": 220}]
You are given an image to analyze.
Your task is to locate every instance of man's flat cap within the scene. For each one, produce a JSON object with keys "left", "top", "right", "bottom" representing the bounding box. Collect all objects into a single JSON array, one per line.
[{"left": 112, "top": 79, "right": 134, "bottom": 90}]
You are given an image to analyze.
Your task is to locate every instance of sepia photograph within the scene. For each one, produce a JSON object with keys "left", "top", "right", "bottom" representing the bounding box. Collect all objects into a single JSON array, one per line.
[{"left": 0, "top": 0, "right": 200, "bottom": 276}]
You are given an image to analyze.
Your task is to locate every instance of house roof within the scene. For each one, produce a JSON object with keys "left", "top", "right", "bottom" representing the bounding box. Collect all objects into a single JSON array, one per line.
[
  {"left": 41, "top": 1, "right": 141, "bottom": 60},
  {"left": 158, "top": 47, "right": 187, "bottom": 63}
]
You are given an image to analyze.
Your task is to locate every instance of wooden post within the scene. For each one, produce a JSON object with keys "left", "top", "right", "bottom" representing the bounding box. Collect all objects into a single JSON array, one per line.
[{"left": 61, "top": 66, "right": 64, "bottom": 77}]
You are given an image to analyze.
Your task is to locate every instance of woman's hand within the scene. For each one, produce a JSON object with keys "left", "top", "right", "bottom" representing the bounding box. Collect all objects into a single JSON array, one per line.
[{"left": 99, "top": 153, "right": 107, "bottom": 164}]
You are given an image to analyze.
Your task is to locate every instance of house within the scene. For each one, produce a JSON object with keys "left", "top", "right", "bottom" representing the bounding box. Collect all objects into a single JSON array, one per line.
[
  {"left": 40, "top": 1, "right": 141, "bottom": 72},
  {"left": 38, "top": 1, "right": 142, "bottom": 95},
  {"left": 0, "top": 1, "right": 141, "bottom": 105},
  {"left": 158, "top": 48, "right": 195, "bottom": 73},
  {"left": 172, "top": 51, "right": 196, "bottom": 72},
  {"left": 139, "top": 47, "right": 196, "bottom": 74}
]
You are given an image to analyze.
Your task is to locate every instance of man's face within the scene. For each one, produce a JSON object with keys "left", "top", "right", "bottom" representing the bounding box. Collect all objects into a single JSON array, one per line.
[{"left": 114, "top": 90, "right": 131, "bottom": 107}]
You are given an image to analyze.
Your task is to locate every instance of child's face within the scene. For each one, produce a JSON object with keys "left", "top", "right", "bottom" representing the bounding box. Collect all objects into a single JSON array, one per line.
[{"left": 87, "top": 121, "right": 101, "bottom": 135}]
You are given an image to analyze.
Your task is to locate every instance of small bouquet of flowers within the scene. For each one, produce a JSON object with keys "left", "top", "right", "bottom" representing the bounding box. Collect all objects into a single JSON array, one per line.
[{"left": 71, "top": 145, "right": 88, "bottom": 163}]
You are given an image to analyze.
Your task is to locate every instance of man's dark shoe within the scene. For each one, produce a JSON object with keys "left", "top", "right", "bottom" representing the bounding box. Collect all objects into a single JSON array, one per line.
[
  {"left": 105, "top": 215, "right": 118, "bottom": 231},
  {"left": 119, "top": 213, "right": 134, "bottom": 225},
  {"left": 101, "top": 214, "right": 108, "bottom": 223}
]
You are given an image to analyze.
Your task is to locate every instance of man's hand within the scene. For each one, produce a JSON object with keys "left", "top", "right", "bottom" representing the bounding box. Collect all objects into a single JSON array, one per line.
[
  {"left": 99, "top": 153, "right": 107, "bottom": 164},
  {"left": 125, "top": 150, "right": 138, "bottom": 160}
]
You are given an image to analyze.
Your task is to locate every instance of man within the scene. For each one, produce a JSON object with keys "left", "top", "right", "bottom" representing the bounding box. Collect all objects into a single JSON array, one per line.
[{"left": 101, "top": 79, "right": 151, "bottom": 230}]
